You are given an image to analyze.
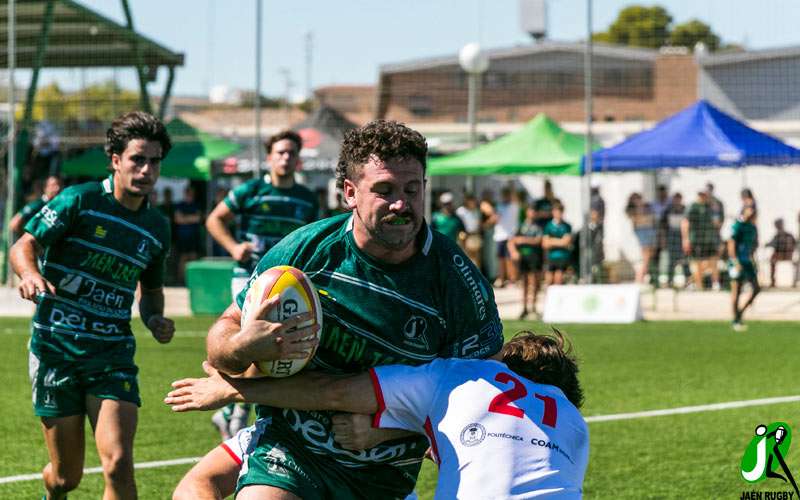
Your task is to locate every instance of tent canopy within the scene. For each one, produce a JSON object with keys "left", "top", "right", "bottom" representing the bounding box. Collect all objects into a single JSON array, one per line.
[
  {"left": 293, "top": 105, "right": 357, "bottom": 172},
  {"left": 588, "top": 100, "right": 800, "bottom": 172},
  {"left": 61, "top": 118, "right": 241, "bottom": 180},
  {"left": 427, "top": 113, "right": 597, "bottom": 176}
]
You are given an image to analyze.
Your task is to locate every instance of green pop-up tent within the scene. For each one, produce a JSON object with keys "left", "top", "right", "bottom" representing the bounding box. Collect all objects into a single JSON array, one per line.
[
  {"left": 428, "top": 113, "right": 598, "bottom": 176},
  {"left": 61, "top": 118, "right": 241, "bottom": 180}
]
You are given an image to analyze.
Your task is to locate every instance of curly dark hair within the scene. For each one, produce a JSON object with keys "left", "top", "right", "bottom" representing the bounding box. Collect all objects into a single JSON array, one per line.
[
  {"left": 336, "top": 120, "right": 427, "bottom": 190},
  {"left": 104, "top": 111, "right": 172, "bottom": 160},
  {"left": 265, "top": 130, "right": 303, "bottom": 155},
  {"left": 501, "top": 329, "right": 584, "bottom": 408}
]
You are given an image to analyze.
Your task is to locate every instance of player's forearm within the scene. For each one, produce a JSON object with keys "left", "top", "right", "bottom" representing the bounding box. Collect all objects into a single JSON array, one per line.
[
  {"left": 206, "top": 312, "right": 252, "bottom": 375},
  {"left": 139, "top": 288, "right": 165, "bottom": 325},
  {"left": 205, "top": 214, "right": 238, "bottom": 254},
  {"left": 10, "top": 235, "right": 42, "bottom": 279},
  {"left": 228, "top": 372, "right": 378, "bottom": 414},
  {"left": 9, "top": 214, "right": 23, "bottom": 235}
]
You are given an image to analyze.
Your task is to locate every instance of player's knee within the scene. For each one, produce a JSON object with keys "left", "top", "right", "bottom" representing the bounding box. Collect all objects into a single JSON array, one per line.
[
  {"left": 102, "top": 452, "right": 134, "bottom": 484},
  {"left": 46, "top": 465, "right": 82, "bottom": 493}
]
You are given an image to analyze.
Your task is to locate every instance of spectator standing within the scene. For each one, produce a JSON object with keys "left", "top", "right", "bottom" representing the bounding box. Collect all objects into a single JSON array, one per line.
[
  {"left": 10, "top": 175, "right": 62, "bottom": 236},
  {"left": 533, "top": 179, "right": 560, "bottom": 228},
  {"left": 626, "top": 193, "right": 656, "bottom": 284},
  {"left": 174, "top": 185, "right": 202, "bottom": 284},
  {"left": 587, "top": 207, "right": 605, "bottom": 282},
  {"left": 766, "top": 218, "right": 796, "bottom": 288},
  {"left": 508, "top": 204, "right": 543, "bottom": 319},
  {"left": 479, "top": 190, "right": 498, "bottom": 282},
  {"left": 682, "top": 190, "right": 721, "bottom": 290},
  {"left": 740, "top": 188, "right": 757, "bottom": 215},
  {"left": 493, "top": 187, "right": 520, "bottom": 287},
  {"left": 665, "top": 192, "right": 689, "bottom": 287},
  {"left": 157, "top": 187, "right": 178, "bottom": 285},
  {"left": 543, "top": 202, "right": 572, "bottom": 285},
  {"left": 456, "top": 192, "right": 483, "bottom": 268},
  {"left": 706, "top": 183, "right": 725, "bottom": 274},
  {"left": 431, "top": 192, "right": 465, "bottom": 243},
  {"left": 589, "top": 183, "right": 605, "bottom": 222}
]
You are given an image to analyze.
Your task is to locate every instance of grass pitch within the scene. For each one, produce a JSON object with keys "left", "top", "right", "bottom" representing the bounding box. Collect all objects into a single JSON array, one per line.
[{"left": 1, "top": 317, "right": 798, "bottom": 498}]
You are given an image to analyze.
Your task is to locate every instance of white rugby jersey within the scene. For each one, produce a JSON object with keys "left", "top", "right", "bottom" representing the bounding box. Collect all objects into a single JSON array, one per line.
[{"left": 370, "top": 358, "right": 589, "bottom": 499}]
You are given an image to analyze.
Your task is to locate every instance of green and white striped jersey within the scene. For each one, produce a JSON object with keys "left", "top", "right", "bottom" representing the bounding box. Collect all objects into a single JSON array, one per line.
[
  {"left": 224, "top": 177, "right": 318, "bottom": 272},
  {"left": 25, "top": 176, "right": 170, "bottom": 361},
  {"left": 236, "top": 213, "right": 503, "bottom": 483}
]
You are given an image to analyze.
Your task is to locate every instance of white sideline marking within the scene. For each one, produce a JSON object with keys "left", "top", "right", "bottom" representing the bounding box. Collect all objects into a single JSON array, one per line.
[
  {"left": 585, "top": 395, "right": 800, "bottom": 423},
  {"left": 2, "top": 395, "right": 799, "bottom": 484},
  {"left": 0, "top": 457, "right": 199, "bottom": 484}
]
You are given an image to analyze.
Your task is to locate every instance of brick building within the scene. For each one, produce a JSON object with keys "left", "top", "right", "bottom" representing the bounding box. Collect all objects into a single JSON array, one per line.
[{"left": 313, "top": 85, "right": 375, "bottom": 125}]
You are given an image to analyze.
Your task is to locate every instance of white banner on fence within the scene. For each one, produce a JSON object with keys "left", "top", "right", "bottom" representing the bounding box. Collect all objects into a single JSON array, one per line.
[{"left": 543, "top": 284, "right": 642, "bottom": 324}]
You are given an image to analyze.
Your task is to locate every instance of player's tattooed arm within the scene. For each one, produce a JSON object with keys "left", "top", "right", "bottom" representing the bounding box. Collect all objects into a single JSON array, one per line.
[
  {"left": 10, "top": 233, "right": 55, "bottom": 302},
  {"left": 140, "top": 286, "right": 175, "bottom": 344}
]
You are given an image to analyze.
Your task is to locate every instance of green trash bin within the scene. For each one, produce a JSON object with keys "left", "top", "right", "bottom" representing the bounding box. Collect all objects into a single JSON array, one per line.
[{"left": 185, "top": 259, "right": 236, "bottom": 315}]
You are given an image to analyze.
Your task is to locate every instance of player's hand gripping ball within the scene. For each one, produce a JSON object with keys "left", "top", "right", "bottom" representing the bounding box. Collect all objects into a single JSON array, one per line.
[{"left": 240, "top": 266, "right": 323, "bottom": 377}]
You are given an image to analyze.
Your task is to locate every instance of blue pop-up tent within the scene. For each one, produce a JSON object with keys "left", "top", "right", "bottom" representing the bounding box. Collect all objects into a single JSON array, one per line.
[{"left": 587, "top": 100, "right": 800, "bottom": 171}]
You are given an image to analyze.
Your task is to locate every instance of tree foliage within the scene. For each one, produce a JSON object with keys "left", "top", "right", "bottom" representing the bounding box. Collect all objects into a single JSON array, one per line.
[
  {"left": 593, "top": 5, "right": 723, "bottom": 52},
  {"left": 22, "top": 80, "right": 140, "bottom": 123}
]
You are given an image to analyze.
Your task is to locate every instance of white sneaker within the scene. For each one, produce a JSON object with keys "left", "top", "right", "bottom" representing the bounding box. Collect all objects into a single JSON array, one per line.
[
  {"left": 732, "top": 321, "right": 748, "bottom": 332},
  {"left": 712, "top": 282, "right": 721, "bottom": 291},
  {"left": 229, "top": 404, "right": 251, "bottom": 435},
  {"left": 211, "top": 409, "right": 232, "bottom": 440}
]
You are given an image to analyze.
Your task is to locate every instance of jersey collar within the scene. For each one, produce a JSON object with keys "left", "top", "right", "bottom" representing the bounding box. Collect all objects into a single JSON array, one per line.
[
  {"left": 102, "top": 175, "right": 151, "bottom": 209},
  {"left": 345, "top": 214, "right": 432, "bottom": 256}
]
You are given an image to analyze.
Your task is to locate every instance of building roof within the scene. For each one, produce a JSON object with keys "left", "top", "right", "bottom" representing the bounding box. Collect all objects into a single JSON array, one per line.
[
  {"left": 698, "top": 45, "right": 800, "bottom": 67},
  {"left": 379, "top": 42, "right": 658, "bottom": 74},
  {"left": 0, "top": 0, "right": 184, "bottom": 69}
]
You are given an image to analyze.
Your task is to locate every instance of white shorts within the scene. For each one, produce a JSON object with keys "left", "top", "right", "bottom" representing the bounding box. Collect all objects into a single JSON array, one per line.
[{"left": 220, "top": 419, "right": 268, "bottom": 466}]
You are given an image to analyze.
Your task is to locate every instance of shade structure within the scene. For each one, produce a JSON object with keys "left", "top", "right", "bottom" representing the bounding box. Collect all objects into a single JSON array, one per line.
[
  {"left": 588, "top": 100, "right": 800, "bottom": 172},
  {"left": 61, "top": 118, "right": 241, "bottom": 180},
  {"left": 427, "top": 114, "right": 596, "bottom": 177},
  {"left": 293, "top": 105, "right": 357, "bottom": 172}
]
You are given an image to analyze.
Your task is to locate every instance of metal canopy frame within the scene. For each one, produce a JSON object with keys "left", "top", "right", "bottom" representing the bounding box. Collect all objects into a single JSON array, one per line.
[{"left": 2, "top": 0, "right": 185, "bottom": 283}]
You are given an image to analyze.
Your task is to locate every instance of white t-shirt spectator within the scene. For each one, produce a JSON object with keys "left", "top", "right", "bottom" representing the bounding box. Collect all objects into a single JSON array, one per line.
[
  {"left": 493, "top": 202, "right": 519, "bottom": 242},
  {"left": 456, "top": 206, "right": 480, "bottom": 234}
]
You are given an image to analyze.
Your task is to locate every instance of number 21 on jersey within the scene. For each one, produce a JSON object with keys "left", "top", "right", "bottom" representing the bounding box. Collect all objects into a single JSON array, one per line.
[{"left": 488, "top": 372, "right": 557, "bottom": 428}]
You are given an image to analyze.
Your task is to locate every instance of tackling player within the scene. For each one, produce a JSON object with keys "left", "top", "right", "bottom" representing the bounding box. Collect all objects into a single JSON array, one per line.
[
  {"left": 205, "top": 130, "right": 318, "bottom": 437},
  {"left": 201, "top": 120, "right": 503, "bottom": 499},
  {"left": 166, "top": 331, "right": 588, "bottom": 499},
  {"left": 10, "top": 111, "right": 176, "bottom": 500}
]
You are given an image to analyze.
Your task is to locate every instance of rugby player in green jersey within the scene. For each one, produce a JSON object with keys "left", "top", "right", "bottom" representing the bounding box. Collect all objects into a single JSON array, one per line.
[
  {"left": 728, "top": 205, "right": 760, "bottom": 331},
  {"left": 205, "top": 130, "right": 318, "bottom": 438},
  {"left": 10, "top": 175, "right": 63, "bottom": 236},
  {"left": 10, "top": 111, "right": 175, "bottom": 500},
  {"left": 177, "top": 120, "right": 503, "bottom": 500}
]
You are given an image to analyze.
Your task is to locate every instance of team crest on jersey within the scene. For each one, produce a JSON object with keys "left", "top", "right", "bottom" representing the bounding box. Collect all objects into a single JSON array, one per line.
[
  {"left": 460, "top": 423, "right": 486, "bottom": 447},
  {"left": 136, "top": 239, "right": 149, "bottom": 259},
  {"left": 94, "top": 225, "right": 107, "bottom": 238},
  {"left": 403, "top": 315, "right": 429, "bottom": 349}
]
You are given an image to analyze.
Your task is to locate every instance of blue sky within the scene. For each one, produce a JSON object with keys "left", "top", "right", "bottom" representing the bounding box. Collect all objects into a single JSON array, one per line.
[{"left": 38, "top": 0, "right": 800, "bottom": 98}]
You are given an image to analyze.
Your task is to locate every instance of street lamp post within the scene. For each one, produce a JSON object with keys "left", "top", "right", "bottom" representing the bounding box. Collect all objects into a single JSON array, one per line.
[{"left": 459, "top": 42, "right": 489, "bottom": 195}]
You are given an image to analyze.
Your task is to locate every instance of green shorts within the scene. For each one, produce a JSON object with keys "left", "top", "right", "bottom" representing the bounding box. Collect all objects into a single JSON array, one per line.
[
  {"left": 733, "top": 261, "right": 758, "bottom": 284},
  {"left": 29, "top": 351, "right": 140, "bottom": 418},
  {"left": 236, "top": 417, "right": 419, "bottom": 499}
]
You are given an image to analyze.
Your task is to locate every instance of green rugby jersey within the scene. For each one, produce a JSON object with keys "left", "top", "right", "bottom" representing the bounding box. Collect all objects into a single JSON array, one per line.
[
  {"left": 25, "top": 176, "right": 170, "bottom": 361},
  {"left": 17, "top": 197, "right": 47, "bottom": 228},
  {"left": 731, "top": 219, "right": 758, "bottom": 262},
  {"left": 544, "top": 219, "right": 572, "bottom": 261},
  {"left": 224, "top": 177, "right": 318, "bottom": 272},
  {"left": 236, "top": 212, "right": 503, "bottom": 480}
]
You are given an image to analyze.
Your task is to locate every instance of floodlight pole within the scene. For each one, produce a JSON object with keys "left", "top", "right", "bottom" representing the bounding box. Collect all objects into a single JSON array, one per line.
[
  {"left": 3, "top": 0, "right": 15, "bottom": 285},
  {"left": 121, "top": 0, "right": 152, "bottom": 114},
  {"left": 253, "top": 0, "right": 263, "bottom": 179},
  {"left": 581, "top": 0, "right": 594, "bottom": 284}
]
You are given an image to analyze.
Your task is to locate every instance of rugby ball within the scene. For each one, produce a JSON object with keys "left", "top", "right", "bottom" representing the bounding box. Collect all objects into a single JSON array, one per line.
[{"left": 240, "top": 266, "right": 323, "bottom": 377}]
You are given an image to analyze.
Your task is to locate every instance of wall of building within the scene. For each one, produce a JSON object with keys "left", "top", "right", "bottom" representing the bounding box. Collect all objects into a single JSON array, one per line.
[{"left": 700, "top": 57, "right": 800, "bottom": 120}]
